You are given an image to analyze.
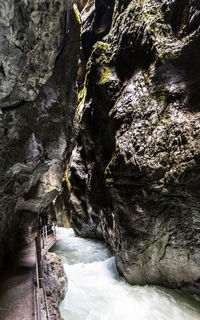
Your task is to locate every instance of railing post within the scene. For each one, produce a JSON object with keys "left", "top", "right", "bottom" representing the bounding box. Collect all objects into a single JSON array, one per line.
[
  {"left": 36, "top": 235, "right": 42, "bottom": 288},
  {"left": 53, "top": 222, "right": 56, "bottom": 236},
  {"left": 42, "top": 227, "right": 45, "bottom": 249},
  {"left": 45, "top": 225, "right": 48, "bottom": 246},
  {"left": 35, "top": 238, "right": 42, "bottom": 320}
]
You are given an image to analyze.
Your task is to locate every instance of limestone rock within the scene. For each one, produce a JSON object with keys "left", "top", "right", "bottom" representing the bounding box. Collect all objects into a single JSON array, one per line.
[
  {"left": 0, "top": 0, "right": 80, "bottom": 266},
  {"left": 68, "top": 0, "right": 200, "bottom": 293},
  {"left": 43, "top": 251, "right": 67, "bottom": 304},
  {"left": 42, "top": 250, "right": 67, "bottom": 320},
  {"left": 0, "top": 0, "right": 79, "bottom": 108}
]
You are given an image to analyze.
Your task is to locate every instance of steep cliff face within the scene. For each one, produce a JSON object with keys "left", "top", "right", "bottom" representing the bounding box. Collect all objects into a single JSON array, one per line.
[
  {"left": 68, "top": 0, "right": 200, "bottom": 293},
  {"left": 0, "top": 0, "right": 80, "bottom": 267}
]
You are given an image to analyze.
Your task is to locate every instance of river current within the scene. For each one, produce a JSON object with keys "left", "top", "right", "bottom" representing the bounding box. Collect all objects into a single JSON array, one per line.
[{"left": 52, "top": 227, "right": 200, "bottom": 320}]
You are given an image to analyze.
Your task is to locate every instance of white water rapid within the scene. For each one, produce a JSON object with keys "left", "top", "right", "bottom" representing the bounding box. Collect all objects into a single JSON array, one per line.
[{"left": 53, "top": 227, "right": 200, "bottom": 320}]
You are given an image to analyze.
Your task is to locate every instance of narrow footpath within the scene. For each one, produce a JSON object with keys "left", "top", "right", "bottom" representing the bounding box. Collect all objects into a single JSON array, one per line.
[{"left": 0, "top": 242, "right": 36, "bottom": 320}]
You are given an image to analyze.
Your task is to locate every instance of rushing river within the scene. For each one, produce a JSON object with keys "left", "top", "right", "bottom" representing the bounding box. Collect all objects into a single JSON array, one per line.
[{"left": 52, "top": 227, "right": 200, "bottom": 320}]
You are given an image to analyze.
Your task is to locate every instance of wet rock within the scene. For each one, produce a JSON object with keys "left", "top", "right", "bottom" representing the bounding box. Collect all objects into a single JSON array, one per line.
[
  {"left": 0, "top": 0, "right": 80, "bottom": 266},
  {"left": 43, "top": 251, "right": 67, "bottom": 304},
  {"left": 42, "top": 250, "right": 67, "bottom": 320},
  {"left": 69, "top": 0, "right": 200, "bottom": 293}
]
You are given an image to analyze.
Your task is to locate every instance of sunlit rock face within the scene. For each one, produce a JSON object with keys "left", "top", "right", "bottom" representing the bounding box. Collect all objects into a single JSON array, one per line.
[
  {"left": 68, "top": 0, "right": 200, "bottom": 293},
  {"left": 0, "top": 0, "right": 80, "bottom": 267}
]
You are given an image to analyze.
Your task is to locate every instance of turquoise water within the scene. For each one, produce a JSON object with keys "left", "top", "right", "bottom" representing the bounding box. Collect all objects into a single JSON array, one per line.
[{"left": 53, "top": 227, "right": 200, "bottom": 320}]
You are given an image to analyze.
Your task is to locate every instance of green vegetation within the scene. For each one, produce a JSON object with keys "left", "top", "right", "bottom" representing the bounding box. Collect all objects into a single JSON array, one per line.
[
  {"left": 104, "top": 156, "right": 115, "bottom": 176},
  {"left": 144, "top": 70, "right": 151, "bottom": 87},
  {"left": 154, "top": 85, "right": 171, "bottom": 126},
  {"left": 63, "top": 163, "right": 71, "bottom": 191},
  {"left": 76, "top": 41, "right": 113, "bottom": 121},
  {"left": 73, "top": 4, "right": 81, "bottom": 25},
  {"left": 98, "top": 66, "right": 112, "bottom": 85},
  {"left": 86, "top": 41, "right": 112, "bottom": 74},
  {"left": 105, "top": 177, "right": 114, "bottom": 187},
  {"left": 137, "top": 3, "right": 169, "bottom": 39},
  {"left": 104, "top": 156, "right": 115, "bottom": 187},
  {"left": 162, "top": 106, "right": 169, "bottom": 119}
]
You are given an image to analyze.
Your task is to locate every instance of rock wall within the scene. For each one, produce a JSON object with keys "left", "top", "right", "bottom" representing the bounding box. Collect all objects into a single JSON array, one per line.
[
  {"left": 0, "top": 0, "right": 80, "bottom": 267},
  {"left": 42, "top": 250, "right": 67, "bottom": 320},
  {"left": 1, "top": 0, "right": 200, "bottom": 296},
  {"left": 68, "top": 0, "right": 200, "bottom": 293}
]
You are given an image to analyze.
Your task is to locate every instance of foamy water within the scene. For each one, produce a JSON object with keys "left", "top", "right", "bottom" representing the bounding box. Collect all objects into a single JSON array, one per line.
[{"left": 53, "top": 228, "right": 200, "bottom": 320}]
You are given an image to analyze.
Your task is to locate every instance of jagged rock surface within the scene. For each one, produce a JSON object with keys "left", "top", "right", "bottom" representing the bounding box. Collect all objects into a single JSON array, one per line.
[
  {"left": 0, "top": 0, "right": 80, "bottom": 267},
  {"left": 0, "top": 0, "right": 78, "bottom": 107},
  {"left": 81, "top": 0, "right": 115, "bottom": 60},
  {"left": 42, "top": 250, "right": 67, "bottom": 320},
  {"left": 68, "top": 0, "right": 200, "bottom": 293}
]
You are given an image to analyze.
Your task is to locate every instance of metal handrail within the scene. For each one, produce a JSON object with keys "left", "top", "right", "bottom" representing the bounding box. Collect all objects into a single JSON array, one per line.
[
  {"left": 35, "top": 236, "right": 51, "bottom": 320},
  {"left": 39, "top": 224, "right": 56, "bottom": 249},
  {"left": 35, "top": 238, "right": 42, "bottom": 320},
  {"left": 42, "top": 285, "right": 51, "bottom": 320},
  {"left": 34, "top": 225, "right": 57, "bottom": 319}
]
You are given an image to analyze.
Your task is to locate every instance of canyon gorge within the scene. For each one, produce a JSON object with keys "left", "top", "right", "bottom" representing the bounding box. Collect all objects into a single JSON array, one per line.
[{"left": 0, "top": 0, "right": 200, "bottom": 318}]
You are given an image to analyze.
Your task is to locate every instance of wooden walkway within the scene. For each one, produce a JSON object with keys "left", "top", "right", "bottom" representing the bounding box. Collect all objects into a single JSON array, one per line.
[
  {"left": 40, "top": 225, "right": 56, "bottom": 251},
  {"left": 0, "top": 242, "right": 36, "bottom": 320},
  {"left": 0, "top": 227, "right": 56, "bottom": 320},
  {"left": 47, "top": 233, "right": 56, "bottom": 250}
]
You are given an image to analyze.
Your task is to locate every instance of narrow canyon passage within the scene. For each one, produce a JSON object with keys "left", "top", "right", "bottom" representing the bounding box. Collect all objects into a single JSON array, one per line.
[
  {"left": 1, "top": 1, "right": 200, "bottom": 318},
  {"left": 53, "top": 228, "right": 200, "bottom": 320}
]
